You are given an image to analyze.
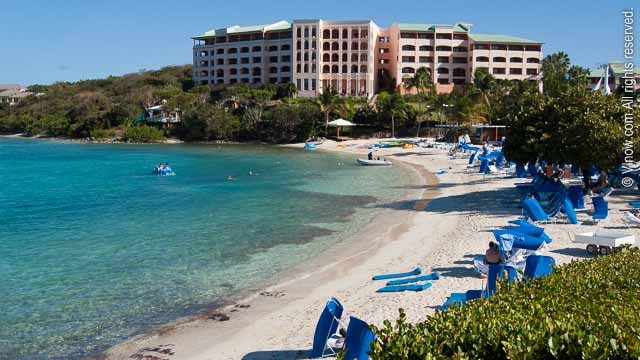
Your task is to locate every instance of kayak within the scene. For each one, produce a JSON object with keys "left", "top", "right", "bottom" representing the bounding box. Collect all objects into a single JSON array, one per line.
[{"left": 357, "top": 158, "right": 392, "bottom": 166}]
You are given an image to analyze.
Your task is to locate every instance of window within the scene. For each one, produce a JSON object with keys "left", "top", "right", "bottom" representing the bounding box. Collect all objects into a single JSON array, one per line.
[
  {"left": 379, "top": 36, "right": 389, "bottom": 43},
  {"left": 252, "top": 46, "right": 261, "bottom": 52},
  {"left": 303, "top": 64, "right": 308, "bottom": 73},
  {"left": 281, "top": 55, "right": 290, "bottom": 62},
  {"left": 453, "top": 78, "right": 465, "bottom": 85},
  {"left": 304, "top": 53, "right": 309, "bottom": 61},
  {"left": 281, "top": 44, "right": 290, "bottom": 51},
  {"left": 296, "top": 52, "right": 301, "bottom": 61},
  {"left": 491, "top": 44, "right": 507, "bottom": 50},
  {"left": 419, "top": 45, "right": 433, "bottom": 51},
  {"left": 351, "top": 42, "right": 359, "bottom": 50},
  {"left": 360, "top": 54, "right": 367, "bottom": 62},
  {"left": 199, "top": 60, "right": 208, "bottom": 66},
  {"left": 476, "top": 56, "right": 489, "bottom": 62},
  {"left": 351, "top": 54, "right": 359, "bottom": 62},
  {"left": 436, "top": 45, "right": 452, "bottom": 51},
  {"left": 351, "top": 65, "right": 358, "bottom": 73},
  {"left": 508, "top": 45, "right": 524, "bottom": 51},
  {"left": 526, "top": 68, "right": 538, "bottom": 75},
  {"left": 510, "top": 57, "right": 523, "bottom": 63},
  {"left": 323, "top": 53, "right": 330, "bottom": 62},
  {"left": 312, "top": 64, "right": 316, "bottom": 73},
  {"left": 401, "top": 67, "right": 415, "bottom": 74},
  {"left": 452, "top": 57, "right": 466, "bottom": 64},
  {"left": 510, "top": 68, "right": 522, "bottom": 75},
  {"left": 438, "top": 78, "right": 450, "bottom": 84},
  {"left": 332, "top": 42, "right": 339, "bottom": 51},
  {"left": 269, "top": 67, "right": 278, "bottom": 74},
  {"left": 418, "top": 33, "right": 434, "bottom": 39},
  {"left": 311, "top": 79, "right": 316, "bottom": 91},
  {"left": 453, "top": 33, "right": 467, "bottom": 40},
  {"left": 217, "top": 79, "right": 224, "bottom": 84},
  {"left": 297, "top": 28, "right": 302, "bottom": 37},
  {"left": 437, "top": 56, "right": 449, "bottom": 63},
  {"left": 199, "top": 70, "right": 208, "bottom": 77},
  {"left": 296, "top": 64, "right": 301, "bottom": 73},
  {"left": 332, "top": 29, "right": 339, "bottom": 39},
  {"left": 437, "top": 67, "right": 449, "bottom": 74},
  {"left": 493, "top": 57, "right": 506, "bottom": 62},
  {"left": 402, "top": 45, "right": 416, "bottom": 51},
  {"left": 342, "top": 64, "right": 348, "bottom": 73},
  {"left": 332, "top": 53, "right": 339, "bottom": 62},
  {"left": 269, "top": 77, "right": 278, "bottom": 83},
  {"left": 453, "top": 46, "right": 467, "bottom": 52},
  {"left": 304, "top": 28, "right": 309, "bottom": 37},
  {"left": 311, "top": 41, "right": 316, "bottom": 49},
  {"left": 252, "top": 68, "right": 261, "bottom": 76},
  {"left": 453, "top": 68, "right": 466, "bottom": 77},
  {"left": 217, "top": 69, "right": 224, "bottom": 77},
  {"left": 241, "top": 57, "right": 249, "bottom": 64},
  {"left": 400, "top": 32, "right": 417, "bottom": 39},
  {"left": 332, "top": 65, "right": 339, "bottom": 73},
  {"left": 229, "top": 68, "right": 237, "bottom": 75},
  {"left": 323, "top": 65, "right": 330, "bottom": 73},
  {"left": 352, "top": 29, "right": 359, "bottom": 38},
  {"left": 492, "top": 68, "right": 506, "bottom": 74},
  {"left": 474, "top": 44, "right": 489, "bottom": 50},
  {"left": 269, "top": 56, "right": 278, "bottom": 62},
  {"left": 230, "top": 79, "right": 237, "bottom": 84},
  {"left": 304, "top": 41, "right": 309, "bottom": 50},
  {"left": 229, "top": 58, "right": 238, "bottom": 64},
  {"left": 525, "top": 45, "right": 541, "bottom": 51},
  {"left": 228, "top": 48, "right": 238, "bottom": 54},
  {"left": 323, "top": 42, "right": 330, "bottom": 51},
  {"left": 342, "top": 41, "right": 348, "bottom": 50},
  {"left": 217, "top": 59, "right": 224, "bottom": 65},
  {"left": 253, "top": 57, "right": 261, "bottom": 63},
  {"left": 268, "top": 45, "right": 278, "bottom": 51},
  {"left": 240, "top": 67, "right": 249, "bottom": 74},
  {"left": 419, "top": 56, "right": 433, "bottom": 63},
  {"left": 281, "top": 66, "right": 290, "bottom": 72},
  {"left": 527, "top": 57, "right": 540, "bottom": 64},
  {"left": 240, "top": 47, "right": 249, "bottom": 53},
  {"left": 360, "top": 65, "right": 367, "bottom": 73},
  {"left": 296, "top": 79, "right": 302, "bottom": 90},
  {"left": 402, "top": 56, "right": 415, "bottom": 63},
  {"left": 199, "top": 51, "right": 208, "bottom": 57},
  {"left": 312, "top": 52, "right": 316, "bottom": 60},
  {"left": 436, "top": 33, "right": 452, "bottom": 39},
  {"left": 312, "top": 28, "right": 316, "bottom": 37},
  {"left": 296, "top": 41, "right": 301, "bottom": 49},
  {"left": 379, "top": 48, "right": 390, "bottom": 54},
  {"left": 380, "top": 59, "right": 389, "bottom": 64},
  {"left": 216, "top": 48, "right": 224, "bottom": 54},
  {"left": 323, "top": 29, "right": 330, "bottom": 39}
]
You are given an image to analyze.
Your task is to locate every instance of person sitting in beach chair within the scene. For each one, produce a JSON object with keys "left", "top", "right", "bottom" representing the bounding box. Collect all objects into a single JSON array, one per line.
[{"left": 485, "top": 241, "right": 502, "bottom": 264}]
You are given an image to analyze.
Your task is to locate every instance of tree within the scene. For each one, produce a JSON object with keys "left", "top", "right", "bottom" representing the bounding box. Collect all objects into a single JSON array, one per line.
[
  {"left": 377, "top": 91, "right": 407, "bottom": 138},
  {"left": 316, "top": 86, "right": 341, "bottom": 136},
  {"left": 404, "top": 67, "right": 433, "bottom": 96},
  {"left": 542, "top": 52, "right": 571, "bottom": 97}
]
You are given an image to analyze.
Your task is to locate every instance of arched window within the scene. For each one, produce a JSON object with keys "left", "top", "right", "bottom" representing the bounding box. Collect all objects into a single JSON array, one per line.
[
  {"left": 323, "top": 42, "right": 330, "bottom": 51},
  {"left": 402, "top": 45, "right": 415, "bottom": 51},
  {"left": 342, "top": 65, "right": 348, "bottom": 73},
  {"left": 241, "top": 47, "right": 249, "bottom": 53},
  {"left": 229, "top": 68, "right": 237, "bottom": 75},
  {"left": 323, "top": 29, "right": 330, "bottom": 39},
  {"left": 352, "top": 29, "right": 359, "bottom": 38},
  {"left": 323, "top": 65, "right": 330, "bottom": 73},
  {"left": 332, "top": 29, "right": 339, "bottom": 39},
  {"left": 437, "top": 67, "right": 449, "bottom": 74},
  {"left": 332, "top": 53, "right": 339, "bottom": 62},
  {"left": 304, "top": 53, "right": 309, "bottom": 61},
  {"left": 342, "top": 53, "right": 348, "bottom": 62},
  {"left": 360, "top": 65, "right": 367, "bottom": 73},
  {"left": 453, "top": 68, "right": 465, "bottom": 77},
  {"left": 311, "top": 41, "right": 316, "bottom": 49},
  {"left": 342, "top": 29, "right": 348, "bottom": 38},
  {"left": 475, "top": 56, "right": 489, "bottom": 62},
  {"left": 331, "top": 65, "right": 339, "bottom": 73},
  {"left": 493, "top": 57, "right": 506, "bottom": 62},
  {"left": 419, "top": 45, "right": 433, "bottom": 51},
  {"left": 281, "top": 66, "right": 290, "bottom": 72},
  {"left": 312, "top": 52, "right": 316, "bottom": 60},
  {"left": 436, "top": 46, "right": 451, "bottom": 51},
  {"left": 216, "top": 69, "right": 224, "bottom": 77},
  {"left": 401, "top": 67, "right": 415, "bottom": 74},
  {"left": 269, "top": 67, "right": 278, "bottom": 74},
  {"left": 241, "top": 67, "right": 250, "bottom": 74},
  {"left": 351, "top": 54, "right": 359, "bottom": 62},
  {"left": 323, "top": 53, "right": 330, "bottom": 62},
  {"left": 252, "top": 68, "right": 261, "bottom": 76},
  {"left": 510, "top": 57, "right": 522, "bottom": 63},
  {"left": 351, "top": 42, "right": 359, "bottom": 50},
  {"left": 351, "top": 65, "right": 359, "bottom": 73},
  {"left": 342, "top": 41, "right": 348, "bottom": 50},
  {"left": 332, "top": 42, "right": 339, "bottom": 51},
  {"left": 304, "top": 41, "right": 309, "bottom": 50},
  {"left": 527, "top": 57, "right": 540, "bottom": 64},
  {"left": 296, "top": 52, "right": 301, "bottom": 61},
  {"left": 304, "top": 64, "right": 308, "bottom": 73}
]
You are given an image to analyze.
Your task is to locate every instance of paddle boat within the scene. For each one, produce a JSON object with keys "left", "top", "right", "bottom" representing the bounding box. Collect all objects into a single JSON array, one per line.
[
  {"left": 357, "top": 158, "right": 392, "bottom": 166},
  {"left": 303, "top": 143, "right": 317, "bottom": 150},
  {"left": 152, "top": 166, "right": 176, "bottom": 176}
]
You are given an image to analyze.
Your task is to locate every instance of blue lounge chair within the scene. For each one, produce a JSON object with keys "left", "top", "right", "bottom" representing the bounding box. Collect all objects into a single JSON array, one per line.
[
  {"left": 493, "top": 229, "right": 547, "bottom": 251},
  {"left": 342, "top": 317, "right": 376, "bottom": 360},
  {"left": 442, "top": 264, "right": 517, "bottom": 308},
  {"left": 592, "top": 196, "right": 609, "bottom": 221},
  {"left": 505, "top": 221, "right": 552, "bottom": 243},
  {"left": 521, "top": 198, "right": 550, "bottom": 222},
  {"left": 371, "top": 267, "right": 421, "bottom": 281},
  {"left": 523, "top": 255, "right": 555, "bottom": 279},
  {"left": 568, "top": 185, "right": 585, "bottom": 210},
  {"left": 515, "top": 164, "right": 527, "bottom": 178},
  {"left": 311, "top": 297, "right": 344, "bottom": 358},
  {"left": 629, "top": 201, "right": 640, "bottom": 209}
]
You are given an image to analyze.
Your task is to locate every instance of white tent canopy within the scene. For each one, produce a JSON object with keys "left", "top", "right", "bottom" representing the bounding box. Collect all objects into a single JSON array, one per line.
[{"left": 328, "top": 119, "right": 355, "bottom": 127}]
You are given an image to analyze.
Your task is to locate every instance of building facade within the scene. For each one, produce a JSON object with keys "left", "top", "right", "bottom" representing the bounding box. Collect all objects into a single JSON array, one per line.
[
  {"left": 192, "top": 20, "right": 543, "bottom": 97},
  {"left": 0, "top": 84, "right": 34, "bottom": 106},
  {"left": 587, "top": 62, "right": 640, "bottom": 94}
]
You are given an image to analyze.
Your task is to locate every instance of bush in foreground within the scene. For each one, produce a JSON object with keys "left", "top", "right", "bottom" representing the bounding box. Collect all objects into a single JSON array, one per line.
[
  {"left": 123, "top": 125, "right": 164, "bottom": 143},
  {"left": 370, "top": 249, "right": 640, "bottom": 359}
]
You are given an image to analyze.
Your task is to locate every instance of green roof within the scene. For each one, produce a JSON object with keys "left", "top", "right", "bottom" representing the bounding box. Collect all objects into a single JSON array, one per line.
[
  {"left": 194, "top": 20, "right": 291, "bottom": 39},
  {"left": 469, "top": 34, "right": 541, "bottom": 44},
  {"left": 588, "top": 62, "right": 640, "bottom": 77},
  {"left": 398, "top": 22, "right": 470, "bottom": 32}
]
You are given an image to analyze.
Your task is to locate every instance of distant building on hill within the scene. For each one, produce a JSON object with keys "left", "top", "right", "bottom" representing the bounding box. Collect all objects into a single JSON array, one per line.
[
  {"left": 135, "top": 101, "right": 181, "bottom": 127},
  {"left": 0, "top": 84, "right": 35, "bottom": 106},
  {"left": 587, "top": 62, "right": 640, "bottom": 94},
  {"left": 191, "top": 19, "right": 543, "bottom": 98}
]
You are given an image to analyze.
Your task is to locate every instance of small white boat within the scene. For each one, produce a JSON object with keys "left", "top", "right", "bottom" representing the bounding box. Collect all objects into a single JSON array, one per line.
[{"left": 357, "top": 158, "right": 392, "bottom": 166}]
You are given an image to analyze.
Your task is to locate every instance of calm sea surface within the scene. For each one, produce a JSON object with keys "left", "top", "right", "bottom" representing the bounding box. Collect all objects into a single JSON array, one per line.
[{"left": 0, "top": 138, "right": 409, "bottom": 359}]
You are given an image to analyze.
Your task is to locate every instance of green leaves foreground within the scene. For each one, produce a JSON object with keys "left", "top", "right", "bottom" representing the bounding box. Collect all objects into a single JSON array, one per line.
[{"left": 370, "top": 249, "right": 640, "bottom": 359}]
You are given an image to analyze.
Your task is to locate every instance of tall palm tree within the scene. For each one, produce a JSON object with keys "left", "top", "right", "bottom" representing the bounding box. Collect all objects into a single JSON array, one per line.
[
  {"left": 317, "top": 86, "right": 340, "bottom": 136},
  {"left": 284, "top": 82, "right": 298, "bottom": 99},
  {"left": 377, "top": 91, "right": 407, "bottom": 138},
  {"left": 404, "top": 67, "right": 433, "bottom": 96}
]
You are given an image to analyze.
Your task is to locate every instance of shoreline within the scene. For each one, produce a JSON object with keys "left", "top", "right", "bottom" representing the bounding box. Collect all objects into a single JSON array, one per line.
[{"left": 104, "top": 144, "right": 434, "bottom": 360}]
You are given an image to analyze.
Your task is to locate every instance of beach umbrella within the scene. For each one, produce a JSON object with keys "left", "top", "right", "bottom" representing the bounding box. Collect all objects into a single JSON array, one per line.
[{"left": 327, "top": 119, "right": 355, "bottom": 137}]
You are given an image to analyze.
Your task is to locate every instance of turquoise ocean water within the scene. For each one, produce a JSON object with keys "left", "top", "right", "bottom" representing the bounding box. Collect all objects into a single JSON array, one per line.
[{"left": 0, "top": 138, "right": 409, "bottom": 359}]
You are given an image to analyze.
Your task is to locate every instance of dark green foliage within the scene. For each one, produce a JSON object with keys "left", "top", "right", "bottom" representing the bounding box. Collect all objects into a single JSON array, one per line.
[
  {"left": 371, "top": 248, "right": 640, "bottom": 359},
  {"left": 123, "top": 125, "right": 165, "bottom": 143}
]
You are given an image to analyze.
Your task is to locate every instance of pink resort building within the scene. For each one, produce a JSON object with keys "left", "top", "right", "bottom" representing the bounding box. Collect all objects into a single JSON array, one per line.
[{"left": 192, "top": 19, "right": 543, "bottom": 97}]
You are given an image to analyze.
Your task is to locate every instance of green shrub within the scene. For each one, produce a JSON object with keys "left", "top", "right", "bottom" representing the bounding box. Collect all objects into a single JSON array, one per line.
[
  {"left": 371, "top": 249, "right": 640, "bottom": 359},
  {"left": 90, "top": 128, "right": 116, "bottom": 139},
  {"left": 123, "top": 125, "right": 164, "bottom": 143},
  {"left": 40, "top": 114, "right": 70, "bottom": 137}
]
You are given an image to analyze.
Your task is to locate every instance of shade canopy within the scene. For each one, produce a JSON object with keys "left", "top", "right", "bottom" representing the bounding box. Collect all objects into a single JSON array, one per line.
[{"left": 328, "top": 119, "right": 355, "bottom": 127}]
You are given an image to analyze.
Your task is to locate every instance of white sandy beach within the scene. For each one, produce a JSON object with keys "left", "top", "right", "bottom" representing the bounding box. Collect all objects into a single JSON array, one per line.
[{"left": 105, "top": 139, "right": 640, "bottom": 360}]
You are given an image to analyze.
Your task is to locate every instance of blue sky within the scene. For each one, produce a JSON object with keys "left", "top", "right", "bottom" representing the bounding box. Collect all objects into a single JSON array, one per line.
[{"left": 0, "top": 0, "right": 636, "bottom": 85}]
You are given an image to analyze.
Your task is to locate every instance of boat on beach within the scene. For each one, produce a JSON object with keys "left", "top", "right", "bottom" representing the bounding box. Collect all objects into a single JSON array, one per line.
[{"left": 357, "top": 158, "right": 392, "bottom": 166}]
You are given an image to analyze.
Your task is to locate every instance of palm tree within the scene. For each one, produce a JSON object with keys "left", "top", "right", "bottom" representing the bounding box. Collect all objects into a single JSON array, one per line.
[
  {"left": 542, "top": 52, "right": 571, "bottom": 96},
  {"left": 377, "top": 91, "right": 407, "bottom": 138},
  {"left": 404, "top": 67, "right": 433, "bottom": 96},
  {"left": 284, "top": 82, "right": 298, "bottom": 99},
  {"left": 317, "top": 86, "right": 340, "bottom": 136}
]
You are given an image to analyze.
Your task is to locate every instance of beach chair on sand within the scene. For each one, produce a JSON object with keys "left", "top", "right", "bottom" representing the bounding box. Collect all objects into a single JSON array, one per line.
[
  {"left": 592, "top": 196, "right": 609, "bottom": 222},
  {"left": 521, "top": 198, "right": 550, "bottom": 223},
  {"left": 342, "top": 316, "right": 377, "bottom": 360},
  {"left": 311, "top": 297, "right": 344, "bottom": 358},
  {"left": 523, "top": 255, "right": 555, "bottom": 279},
  {"left": 441, "top": 264, "right": 517, "bottom": 309}
]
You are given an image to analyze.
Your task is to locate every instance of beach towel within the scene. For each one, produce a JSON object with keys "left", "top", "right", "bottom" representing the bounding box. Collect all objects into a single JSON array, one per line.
[
  {"left": 371, "top": 267, "right": 421, "bottom": 281},
  {"left": 376, "top": 283, "right": 432, "bottom": 293},
  {"left": 385, "top": 272, "right": 440, "bottom": 286}
]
